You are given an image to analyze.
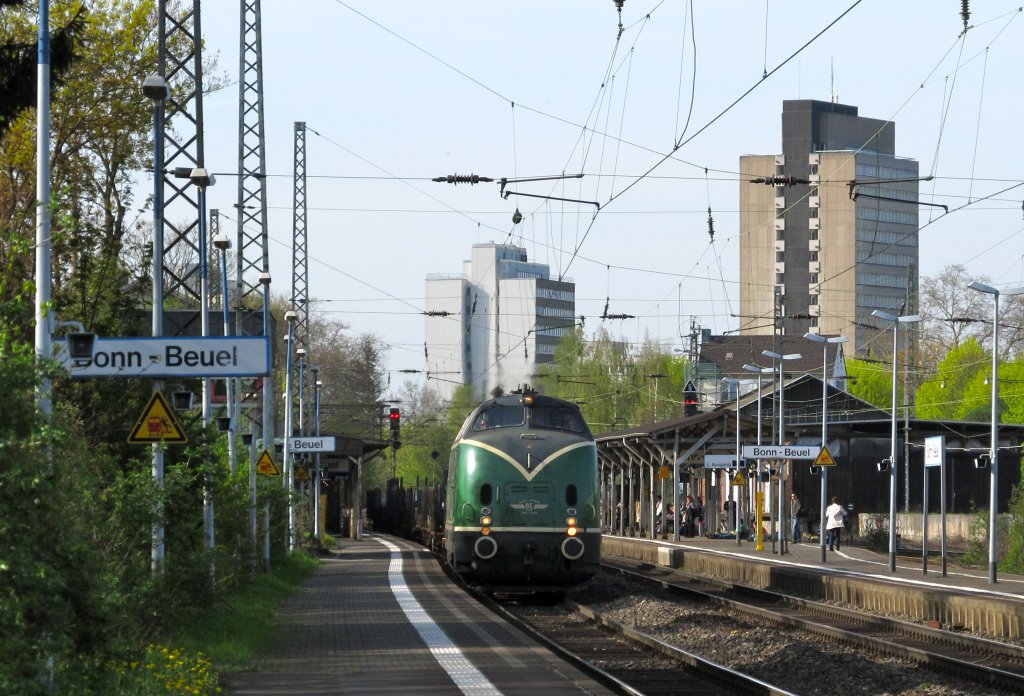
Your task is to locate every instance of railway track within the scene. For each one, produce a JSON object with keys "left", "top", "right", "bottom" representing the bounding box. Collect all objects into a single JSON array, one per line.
[
  {"left": 480, "top": 592, "right": 795, "bottom": 695},
  {"left": 600, "top": 555, "right": 1024, "bottom": 693}
]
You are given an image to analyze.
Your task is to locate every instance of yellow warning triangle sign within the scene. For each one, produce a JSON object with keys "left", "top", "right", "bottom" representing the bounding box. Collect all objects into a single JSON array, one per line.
[
  {"left": 731, "top": 471, "right": 747, "bottom": 486},
  {"left": 256, "top": 450, "right": 280, "bottom": 476},
  {"left": 128, "top": 393, "right": 187, "bottom": 444},
  {"left": 294, "top": 466, "right": 309, "bottom": 482},
  {"left": 814, "top": 445, "right": 837, "bottom": 467}
]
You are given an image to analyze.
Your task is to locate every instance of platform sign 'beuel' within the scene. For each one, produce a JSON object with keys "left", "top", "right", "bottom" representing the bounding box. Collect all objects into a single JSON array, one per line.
[
  {"left": 287, "top": 437, "right": 337, "bottom": 453},
  {"left": 55, "top": 336, "right": 270, "bottom": 378},
  {"left": 741, "top": 445, "right": 820, "bottom": 460}
]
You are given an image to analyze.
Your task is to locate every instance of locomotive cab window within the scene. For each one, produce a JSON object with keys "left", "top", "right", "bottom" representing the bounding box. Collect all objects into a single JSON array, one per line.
[
  {"left": 473, "top": 405, "right": 525, "bottom": 431},
  {"left": 480, "top": 483, "right": 493, "bottom": 505},
  {"left": 532, "top": 406, "right": 585, "bottom": 433}
]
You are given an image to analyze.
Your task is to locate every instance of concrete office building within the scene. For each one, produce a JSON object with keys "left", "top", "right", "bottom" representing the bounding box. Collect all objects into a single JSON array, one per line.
[
  {"left": 425, "top": 243, "right": 576, "bottom": 402},
  {"left": 739, "top": 100, "right": 920, "bottom": 354}
]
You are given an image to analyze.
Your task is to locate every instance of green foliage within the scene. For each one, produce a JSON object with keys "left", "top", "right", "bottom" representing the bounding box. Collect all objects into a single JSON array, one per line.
[
  {"left": 845, "top": 357, "right": 893, "bottom": 410},
  {"left": 540, "top": 326, "right": 688, "bottom": 433},
  {"left": 107, "top": 644, "right": 221, "bottom": 695},
  {"left": 171, "top": 552, "right": 317, "bottom": 672},
  {"left": 917, "top": 338, "right": 989, "bottom": 421},
  {"left": 1003, "top": 482, "right": 1024, "bottom": 574},
  {"left": 958, "top": 508, "right": 990, "bottom": 568}
]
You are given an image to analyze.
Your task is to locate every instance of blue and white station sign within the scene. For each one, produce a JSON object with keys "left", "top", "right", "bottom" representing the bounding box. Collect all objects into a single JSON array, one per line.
[{"left": 55, "top": 336, "right": 271, "bottom": 378}]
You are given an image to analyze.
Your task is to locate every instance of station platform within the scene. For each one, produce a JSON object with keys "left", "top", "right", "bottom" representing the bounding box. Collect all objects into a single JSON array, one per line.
[
  {"left": 223, "top": 534, "right": 614, "bottom": 696},
  {"left": 603, "top": 532, "right": 1024, "bottom": 638}
]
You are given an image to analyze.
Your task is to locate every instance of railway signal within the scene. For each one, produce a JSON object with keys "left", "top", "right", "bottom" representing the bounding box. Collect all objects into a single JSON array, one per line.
[
  {"left": 684, "top": 380, "right": 698, "bottom": 417},
  {"left": 389, "top": 407, "right": 401, "bottom": 450}
]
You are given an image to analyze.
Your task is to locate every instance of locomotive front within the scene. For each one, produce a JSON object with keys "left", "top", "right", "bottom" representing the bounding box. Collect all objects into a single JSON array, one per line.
[{"left": 444, "top": 388, "right": 600, "bottom": 592}]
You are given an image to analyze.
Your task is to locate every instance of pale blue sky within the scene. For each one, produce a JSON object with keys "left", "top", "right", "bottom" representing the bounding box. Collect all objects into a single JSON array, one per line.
[{"left": 194, "top": 1, "right": 1024, "bottom": 392}]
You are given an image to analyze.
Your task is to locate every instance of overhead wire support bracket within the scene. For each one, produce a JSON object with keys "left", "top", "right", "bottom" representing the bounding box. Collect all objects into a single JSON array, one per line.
[
  {"left": 852, "top": 191, "right": 948, "bottom": 213},
  {"left": 847, "top": 175, "right": 944, "bottom": 212},
  {"left": 502, "top": 189, "right": 600, "bottom": 210}
]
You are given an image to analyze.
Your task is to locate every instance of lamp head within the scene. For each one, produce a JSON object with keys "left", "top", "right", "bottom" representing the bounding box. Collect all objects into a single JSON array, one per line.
[
  {"left": 66, "top": 332, "right": 96, "bottom": 361},
  {"left": 258, "top": 271, "right": 271, "bottom": 286},
  {"left": 142, "top": 74, "right": 169, "bottom": 100},
  {"left": 171, "top": 390, "right": 194, "bottom": 411},
  {"left": 284, "top": 310, "right": 298, "bottom": 323},
  {"left": 189, "top": 168, "right": 215, "bottom": 188},
  {"left": 212, "top": 233, "right": 231, "bottom": 250}
]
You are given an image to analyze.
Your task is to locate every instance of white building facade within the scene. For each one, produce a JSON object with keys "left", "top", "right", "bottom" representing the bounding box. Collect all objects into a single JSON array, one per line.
[{"left": 425, "top": 243, "right": 575, "bottom": 402}]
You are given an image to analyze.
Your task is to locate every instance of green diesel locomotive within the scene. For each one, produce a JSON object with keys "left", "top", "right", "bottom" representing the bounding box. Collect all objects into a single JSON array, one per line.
[{"left": 444, "top": 387, "right": 600, "bottom": 592}]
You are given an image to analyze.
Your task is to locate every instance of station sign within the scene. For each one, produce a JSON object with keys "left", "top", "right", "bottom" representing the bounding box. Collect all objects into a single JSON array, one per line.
[
  {"left": 924, "top": 435, "right": 944, "bottom": 468},
  {"left": 287, "top": 436, "right": 336, "bottom": 453},
  {"left": 703, "top": 454, "right": 740, "bottom": 469},
  {"left": 56, "top": 336, "right": 270, "bottom": 378},
  {"left": 742, "top": 445, "right": 820, "bottom": 460}
]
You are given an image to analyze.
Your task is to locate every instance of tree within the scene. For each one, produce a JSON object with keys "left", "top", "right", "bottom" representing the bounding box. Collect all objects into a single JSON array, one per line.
[
  {"left": 846, "top": 357, "right": 894, "bottom": 411},
  {"left": 0, "top": 0, "right": 84, "bottom": 137},
  {"left": 916, "top": 338, "right": 988, "bottom": 421},
  {"left": 919, "top": 264, "right": 1024, "bottom": 364},
  {"left": 1, "top": 1, "right": 162, "bottom": 345},
  {"left": 540, "top": 326, "right": 688, "bottom": 433}
]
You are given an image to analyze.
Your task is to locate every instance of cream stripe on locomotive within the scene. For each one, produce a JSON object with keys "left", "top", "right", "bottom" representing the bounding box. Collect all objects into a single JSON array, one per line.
[{"left": 456, "top": 439, "right": 596, "bottom": 482}]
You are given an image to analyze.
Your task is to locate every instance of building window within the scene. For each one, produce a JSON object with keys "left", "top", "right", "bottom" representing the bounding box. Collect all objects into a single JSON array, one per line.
[
  {"left": 776, "top": 229, "right": 785, "bottom": 241},
  {"left": 775, "top": 273, "right": 785, "bottom": 285},
  {"left": 775, "top": 251, "right": 785, "bottom": 262},
  {"left": 809, "top": 273, "right": 818, "bottom": 283},
  {"left": 809, "top": 251, "right": 818, "bottom": 261}
]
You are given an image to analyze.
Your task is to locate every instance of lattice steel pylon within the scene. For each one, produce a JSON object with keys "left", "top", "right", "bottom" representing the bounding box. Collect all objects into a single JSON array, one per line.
[
  {"left": 291, "top": 122, "right": 310, "bottom": 434},
  {"left": 159, "top": 0, "right": 205, "bottom": 307},
  {"left": 236, "top": 0, "right": 273, "bottom": 448}
]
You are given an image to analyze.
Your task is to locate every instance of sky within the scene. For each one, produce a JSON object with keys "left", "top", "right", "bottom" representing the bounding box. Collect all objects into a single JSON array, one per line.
[{"left": 193, "top": 1, "right": 1024, "bottom": 398}]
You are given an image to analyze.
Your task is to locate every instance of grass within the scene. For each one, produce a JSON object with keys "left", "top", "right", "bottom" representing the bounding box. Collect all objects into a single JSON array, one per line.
[{"left": 173, "top": 553, "right": 320, "bottom": 673}]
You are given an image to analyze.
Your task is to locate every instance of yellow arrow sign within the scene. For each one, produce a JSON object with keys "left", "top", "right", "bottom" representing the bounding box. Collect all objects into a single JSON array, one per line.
[
  {"left": 813, "top": 446, "right": 837, "bottom": 467},
  {"left": 128, "top": 393, "right": 187, "bottom": 444},
  {"left": 256, "top": 450, "right": 280, "bottom": 476}
]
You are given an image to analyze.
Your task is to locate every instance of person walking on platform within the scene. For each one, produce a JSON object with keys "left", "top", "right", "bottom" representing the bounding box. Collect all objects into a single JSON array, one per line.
[
  {"left": 825, "top": 495, "right": 846, "bottom": 551},
  {"left": 791, "top": 493, "right": 806, "bottom": 543}
]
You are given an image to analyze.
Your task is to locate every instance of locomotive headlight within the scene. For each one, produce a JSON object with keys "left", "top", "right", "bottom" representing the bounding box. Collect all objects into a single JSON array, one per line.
[
  {"left": 481, "top": 526, "right": 491, "bottom": 536},
  {"left": 480, "top": 516, "right": 492, "bottom": 526},
  {"left": 566, "top": 526, "right": 578, "bottom": 537},
  {"left": 566, "top": 516, "right": 577, "bottom": 527},
  {"left": 522, "top": 394, "right": 535, "bottom": 406}
]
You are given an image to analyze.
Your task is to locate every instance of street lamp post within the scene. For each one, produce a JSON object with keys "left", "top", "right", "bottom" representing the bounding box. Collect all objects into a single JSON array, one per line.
[
  {"left": 213, "top": 233, "right": 236, "bottom": 475},
  {"left": 171, "top": 167, "right": 217, "bottom": 424},
  {"left": 283, "top": 309, "right": 298, "bottom": 552},
  {"left": 872, "top": 309, "right": 921, "bottom": 573},
  {"left": 804, "top": 333, "right": 849, "bottom": 563},
  {"left": 966, "top": 281, "right": 1024, "bottom": 583},
  {"left": 723, "top": 378, "right": 755, "bottom": 546},
  {"left": 143, "top": 73, "right": 169, "bottom": 574},
  {"left": 312, "top": 367, "right": 323, "bottom": 544},
  {"left": 762, "top": 350, "right": 801, "bottom": 554},
  {"left": 743, "top": 364, "right": 774, "bottom": 551},
  {"left": 254, "top": 271, "right": 271, "bottom": 567}
]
